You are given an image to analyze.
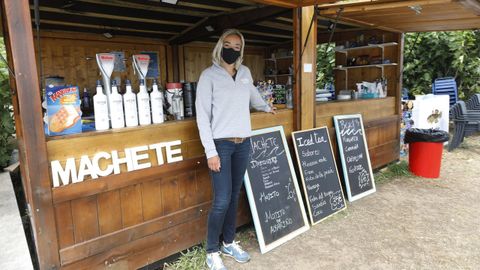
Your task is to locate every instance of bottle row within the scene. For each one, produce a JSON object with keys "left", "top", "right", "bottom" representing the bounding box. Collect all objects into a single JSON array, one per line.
[{"left": 93, "top": 79, "right": 170, "bottom": 130}]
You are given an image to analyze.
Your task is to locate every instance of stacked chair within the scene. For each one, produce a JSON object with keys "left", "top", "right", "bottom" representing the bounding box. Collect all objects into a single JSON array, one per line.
[
  {"left": 449, "top": 99, "right": 480, "bottom": 151},
  {"left": 432, "top": 77, "right": 458, "bottom": 107},
  {"left": 465, "top": 93, "right": 480, "bottom": 110}
]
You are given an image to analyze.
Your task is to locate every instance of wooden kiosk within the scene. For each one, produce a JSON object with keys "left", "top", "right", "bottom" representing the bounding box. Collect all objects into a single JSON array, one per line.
[{"left": 3, "top": 0, "right": 477, "bottom": 269}]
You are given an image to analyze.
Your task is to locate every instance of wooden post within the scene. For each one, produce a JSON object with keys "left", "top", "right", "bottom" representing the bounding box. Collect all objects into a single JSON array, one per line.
[
  {"left": 294, "top": 5, "right": 317, "bottom": 130},
  {"left": 2, "top": 0, "right": 60, "bottom": 269}
]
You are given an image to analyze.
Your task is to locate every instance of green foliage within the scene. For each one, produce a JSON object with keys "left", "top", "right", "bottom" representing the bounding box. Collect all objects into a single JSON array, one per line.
[
  {"left": 163, "top": 244, "right": 207, "bottom": 270},
  {"left": 375, "top": 161, "right": 412, "bottom": 183},
  {"left": 0, "top": 37, "right": 15, "bottom": 168},
  {"left": 316, "top": 43, "right": 335, "bottom": 89},
  {"left": 403, "top": 30, "right": 480, "bottom": 99}
]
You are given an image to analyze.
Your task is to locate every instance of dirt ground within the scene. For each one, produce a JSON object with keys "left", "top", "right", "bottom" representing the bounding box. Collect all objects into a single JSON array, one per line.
[{"left": 224, "top": 135, "right": 480, "bottom": 270}]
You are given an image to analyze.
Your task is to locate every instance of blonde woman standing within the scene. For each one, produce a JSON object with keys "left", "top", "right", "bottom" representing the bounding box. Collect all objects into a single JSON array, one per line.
[{"left": 196, "top": 29, "right": 275, "bottom": 270}]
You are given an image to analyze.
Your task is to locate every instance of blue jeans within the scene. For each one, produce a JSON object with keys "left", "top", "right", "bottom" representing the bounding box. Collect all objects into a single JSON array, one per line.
[{"left": 206, "top": 138, "right": 251, "bottom": 253}]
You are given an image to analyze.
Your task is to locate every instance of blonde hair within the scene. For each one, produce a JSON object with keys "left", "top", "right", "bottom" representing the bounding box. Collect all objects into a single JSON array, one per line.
[{"left": 212, "top": 29, "right": 245, "bottom": 70}]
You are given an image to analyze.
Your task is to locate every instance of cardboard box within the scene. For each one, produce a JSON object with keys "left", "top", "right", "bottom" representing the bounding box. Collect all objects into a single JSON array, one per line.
[{"left": 45, "top": 85, "right": 82, "bottom": 136}]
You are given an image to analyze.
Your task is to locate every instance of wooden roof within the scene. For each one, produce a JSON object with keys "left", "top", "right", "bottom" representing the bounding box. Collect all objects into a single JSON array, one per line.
[
  {"left": 318, "top": 0, "right": 480, "bottom": 32},
  {"left": 28, "top": 0, "right": 360, "bottom": 46}
]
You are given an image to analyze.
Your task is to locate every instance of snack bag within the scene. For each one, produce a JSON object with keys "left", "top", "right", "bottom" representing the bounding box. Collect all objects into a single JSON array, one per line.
[{"left": 46, "top": 85, "right": 82, "bottom": 136}]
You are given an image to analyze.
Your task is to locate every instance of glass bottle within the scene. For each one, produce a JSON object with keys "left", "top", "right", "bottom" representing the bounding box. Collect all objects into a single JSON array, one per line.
[
  {"left": 286, "top": 76, "right": 293, "bottom": 109},
  {"left": 172, "top": 89, "right": 183, "bottom": 120}
]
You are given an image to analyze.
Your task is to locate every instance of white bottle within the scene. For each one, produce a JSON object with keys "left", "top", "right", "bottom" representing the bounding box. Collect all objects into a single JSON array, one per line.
[
  {"left": 123, "top": 80, "right": 139, "bottom": 127},
  {"left": 150, "top": 79, "right": 164, "bottom": 124},
  {"left": 137, "top": 79, "right": 151, "bottom": 125},
  {"left": 109, "top": 80, "right": 125, "bottom": 129},
  {"left": 93, "top": 80, "right": 110, "bottom": 131}
]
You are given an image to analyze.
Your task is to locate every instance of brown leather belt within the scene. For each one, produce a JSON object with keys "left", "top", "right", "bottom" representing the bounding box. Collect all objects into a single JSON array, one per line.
[{"left": 219, "top": 137, "right": 248, "bottom": 144}]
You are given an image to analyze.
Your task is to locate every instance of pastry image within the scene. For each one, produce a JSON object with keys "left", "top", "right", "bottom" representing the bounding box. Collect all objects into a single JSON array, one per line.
[{"left": 49, "top": 105, "right": 81, "bottom": 133}]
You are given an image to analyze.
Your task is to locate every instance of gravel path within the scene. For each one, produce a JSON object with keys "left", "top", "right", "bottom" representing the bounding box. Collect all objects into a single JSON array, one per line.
[{"left": 224, "top": 135, "right": 480, "bottom": 270}]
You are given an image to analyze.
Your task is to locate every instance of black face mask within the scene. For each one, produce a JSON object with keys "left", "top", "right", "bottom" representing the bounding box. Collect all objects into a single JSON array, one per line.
[{"left": 221, "top": 47, "right": 240, "bottom": 65}]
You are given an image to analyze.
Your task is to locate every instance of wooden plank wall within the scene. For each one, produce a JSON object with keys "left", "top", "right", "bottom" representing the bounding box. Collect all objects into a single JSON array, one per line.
[
  {"left": 36, "top": 32, "right": 169, "bottom": 94},
  {"left": 46, "top": 109, "right": 293, "bottom": 269},
  {"left": 316, "top": 98, "right": 399, "bottom": 169},
  {"left": 179, "top": 43, "right": 265, "bottom": 82},
  {"left": 36, "top": 32, "right": 266, "bottom": 95}
]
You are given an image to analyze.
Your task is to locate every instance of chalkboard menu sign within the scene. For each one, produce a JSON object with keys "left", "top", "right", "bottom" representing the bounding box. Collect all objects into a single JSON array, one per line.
[
  {"left": 244, "top": 126, "right": 310, "bottom": 254},
  {"left": 292, "top": 127, "right": 346, "bottom": 224},
  {"left": 333, "top": 114, "right": 376, "bottom": 202}
]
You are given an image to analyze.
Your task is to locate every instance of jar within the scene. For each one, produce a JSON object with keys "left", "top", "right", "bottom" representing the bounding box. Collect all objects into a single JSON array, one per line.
[{"left": 165, "top": 83, "right": 183, "bottom": 118}]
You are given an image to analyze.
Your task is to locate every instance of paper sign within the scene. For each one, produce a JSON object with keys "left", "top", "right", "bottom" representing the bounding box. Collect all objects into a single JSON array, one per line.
[{"left": 303, "top": 63, "right": 312, "bottom": 73}]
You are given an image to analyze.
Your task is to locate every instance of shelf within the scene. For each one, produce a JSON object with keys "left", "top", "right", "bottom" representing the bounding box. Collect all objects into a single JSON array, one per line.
[
  {"left": 265, "top": 74, "right": 293, "bottom": 77},
  {"left": 334, "top": 63, "right": 398, "bottom": 71},
  {"left": 316, "top": 96, "right": 395, "bottom": 105},
  {"left": 264, "top": 56, "right": 293, "bottom": 61},
  {"left": 45, "top": 109, "right": 293, "bottom": 141},
  {"left": 334, "top": 42, "right": 398, "bottom": 53}
]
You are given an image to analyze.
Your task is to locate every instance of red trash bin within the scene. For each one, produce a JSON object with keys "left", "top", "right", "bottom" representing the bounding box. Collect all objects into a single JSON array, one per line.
[
  {"left": 408, "top": 142, "right": 443, "bottom": 178},
  {"left": 405, "top": 129, "right": 449, "bottom": 179}
]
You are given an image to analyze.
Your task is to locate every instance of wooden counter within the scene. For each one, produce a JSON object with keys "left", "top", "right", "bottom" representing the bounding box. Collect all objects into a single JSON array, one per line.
[
  {"left": 316, "top": 97, "right": 400, "bottom": 169},
  {"left": 46, "top": 109, "right": 293, "bottom": 269}
]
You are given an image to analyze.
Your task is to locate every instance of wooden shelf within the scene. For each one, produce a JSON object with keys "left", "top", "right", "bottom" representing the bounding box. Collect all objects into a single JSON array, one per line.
[
  {"left": 334, "top": 63, "right": 398, "bottom": 71},
  {"left": 335, "top": 42, "right": 398, "bottom": 53},
  {"left": 46, "top": 109, "right": 293, "bottom": 141},
  {"left": 265, "top": 56, "right": 293, "bottom": 61},
  {"left": 316, "top": 96, "right": 395, "bottom": 104},
  {"left": 265, "top": 74, "right": 293, "bottom": 77}
]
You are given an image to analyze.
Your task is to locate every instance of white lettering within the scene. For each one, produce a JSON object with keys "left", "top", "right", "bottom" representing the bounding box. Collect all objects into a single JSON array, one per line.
[
  {"left": 77, "top": 155, "right": 98, "bottom": 182},
  {"left": 92, "top": 151, "right": 113, "bottom": 177},
  {"left": 51, "top": 158, "right": 77, "bottom": 187},
  {"left": 51, "top": 140, "right": 184, "bottom": 187},
  {"left": 165, "top": 140, "right": 183, "bottom": 163},
  {"left": 130, "top": 145, "right": 152, "bottom": 170}
]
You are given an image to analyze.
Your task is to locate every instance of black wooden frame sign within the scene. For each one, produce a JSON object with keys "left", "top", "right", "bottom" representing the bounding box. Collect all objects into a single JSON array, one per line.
[
  {"left": 243, "top": 126, "right": 310, "bottom": 254},
  {"left": 333, "top": 114, "right": 376, "bottom": 202},
  {"left": 292, "top": 127, "right": 347, "bottom": 225}
]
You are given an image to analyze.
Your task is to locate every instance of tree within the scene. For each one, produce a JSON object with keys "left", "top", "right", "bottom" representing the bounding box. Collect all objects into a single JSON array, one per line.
[
  {"left": 0, "top": 37, "right": 15, "bottom": 168},
  {"left": 403, "top": 30, "right": 480, "bottom": 99}
]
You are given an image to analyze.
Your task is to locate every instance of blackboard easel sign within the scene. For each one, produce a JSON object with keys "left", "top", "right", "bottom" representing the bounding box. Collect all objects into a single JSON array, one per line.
[
  {"left": 244, "top": 126, "right": 310, "bottom": 254},
  {"left": 292, "top": 127, "right": 347, "bottom": 225},
  {"left": 334, "top": 114, "right": 376, "bottom": 202}
]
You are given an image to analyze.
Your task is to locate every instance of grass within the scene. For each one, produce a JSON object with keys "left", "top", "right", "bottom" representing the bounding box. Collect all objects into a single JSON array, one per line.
[
  {"left": 163, "top": 227, "right": 256, "bottom": 270},
  {"left": 374, "top": 160, "right": 412, "bottom": 183},
  {"left": 163, "top": 243, "right": 207, "bottom": 270}
]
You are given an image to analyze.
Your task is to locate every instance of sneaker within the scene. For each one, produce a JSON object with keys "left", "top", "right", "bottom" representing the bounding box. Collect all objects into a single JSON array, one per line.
[
  {"left": 206, "top": 251, "right": 227, "bottom": 270},
  {"left": 221, "top": 241, "right": 251, "bottom": 263}
]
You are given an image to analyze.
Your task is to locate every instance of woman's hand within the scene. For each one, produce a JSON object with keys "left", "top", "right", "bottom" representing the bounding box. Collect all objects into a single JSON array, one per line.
[
  {"left": 269, "top": 106, "right": 277, "bottom": 114},
  {"left": 208, "top": 155, "right": 221, "bottom": 172}
]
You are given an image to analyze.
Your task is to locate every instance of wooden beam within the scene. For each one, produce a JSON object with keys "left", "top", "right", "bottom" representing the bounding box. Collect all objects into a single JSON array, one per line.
[
  {"left": 319, "top": 0, "right": 454, "bottom": 15},
  {"left": 1, "top": 0, "right": 60, "bottom": 268},
  {"left": 299, "top": 5, "right": 317, "bottom": 130},
  {"left": 35, "top": 6, "right": 193, "bottom": 26},
  {"left": 77, "top": 0, "right": 212, "bottom": 17},
  {"left": 32, "top": 10, "right": 188, "bottom": 33},
  {"left": 35, "top": 19, "right": 177, "bottom": 35},
  {"left": 169, "top": 5, "right": 288, "bottom": 45},
  {"left": 251, "top": 0, "right": 299, "bottom": 8},
  {"left": 321, "top": 14, "right": 403, "bottom": 33},
  {"left": 458, "top": 0, "right": 480, "bottom": 15},
  {"left": 293, "top": 8, "right": 301, "bottom": 131}
]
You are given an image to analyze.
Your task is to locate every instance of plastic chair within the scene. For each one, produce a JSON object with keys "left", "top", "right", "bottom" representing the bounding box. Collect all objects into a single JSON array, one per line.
[
  {"left": 466, "top": 94, "right": 480, "bottom": 111},
  {"left": 448, "top": 101, "right": 480, "bottom": 151},
  {"left": 432, "top": 77, "right": 458, "bottom": 107}
]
